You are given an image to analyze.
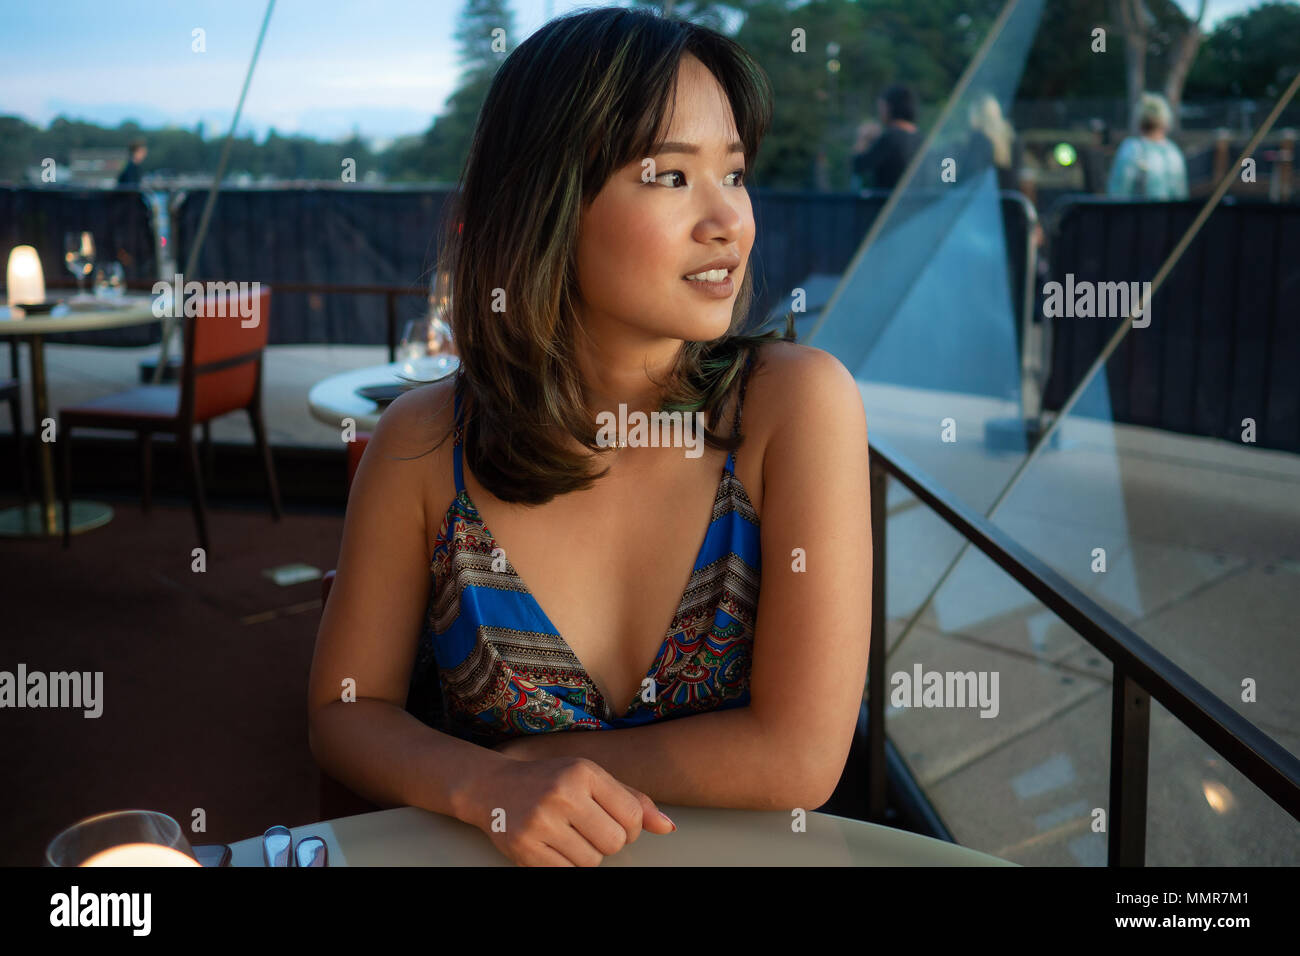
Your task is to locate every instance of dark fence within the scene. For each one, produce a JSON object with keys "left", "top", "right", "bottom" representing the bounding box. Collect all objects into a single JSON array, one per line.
[
  {"left": 168, "top": 187, "right": 893, "bottom": 345},
  {"left": 750, "top": 189, "right": 887, "bottom": 325},
  {"left": 0, "top": 186, "right": 160, "bottom": 346},
  {"left": 171, "top": 187, "right": 453, "bottom": 345},
  {"left": 7, "top": 186, "right": 1297, "bottom": 453},
  {"left": 0, "top": 187, "right": 1038, "bottom": 355},
  {"left": 1041, "top": 197, "right": 1300, "bottom": 453}
]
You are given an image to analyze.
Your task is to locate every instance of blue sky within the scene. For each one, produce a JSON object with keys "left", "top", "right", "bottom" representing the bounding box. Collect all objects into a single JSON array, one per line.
[{"left": 0, "top": 0, "right": 1269, "bottom": 145}]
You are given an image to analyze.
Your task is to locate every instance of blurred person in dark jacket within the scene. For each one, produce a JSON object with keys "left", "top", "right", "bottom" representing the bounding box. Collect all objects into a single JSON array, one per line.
[
  {"left": 117, "top": 140, "right": 147, "bottom": 187},
  {"left": 852, "top": 83, "right": 920, "bottom": 190}
]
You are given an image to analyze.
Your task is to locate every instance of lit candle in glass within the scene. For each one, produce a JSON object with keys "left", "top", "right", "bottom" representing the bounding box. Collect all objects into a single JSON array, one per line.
[
  {"left": 6, "top": 245, "right": 45, "bottom": 307},
  {"left": 81, "top": 843, "right": 201, "bottom": 866}
]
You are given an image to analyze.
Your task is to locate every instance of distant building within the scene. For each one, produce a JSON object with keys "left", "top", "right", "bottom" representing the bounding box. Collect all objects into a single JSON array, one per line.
[{"left": 69, "top": 148, "right": 130, "bottom": 187}]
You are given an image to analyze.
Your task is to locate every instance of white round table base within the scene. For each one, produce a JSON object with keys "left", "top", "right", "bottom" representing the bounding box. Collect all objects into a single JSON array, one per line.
[{"left": 0, "top": 500, "right": 115, "bottom": 538}]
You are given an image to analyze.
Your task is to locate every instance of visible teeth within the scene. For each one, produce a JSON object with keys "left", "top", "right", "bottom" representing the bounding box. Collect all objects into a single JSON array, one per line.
[{"left": 685, "top": 269, "right": 729, "bottom": 282}]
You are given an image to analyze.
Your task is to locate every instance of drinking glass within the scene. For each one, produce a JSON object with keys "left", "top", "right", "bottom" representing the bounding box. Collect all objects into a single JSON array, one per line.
[
  {"left": 397, "top": 315, "right": 455, "bottom": 379},
  {"left": 94, "top": 261, "right": 126, "bottom": 299},
  {"left": 63, "top": 231, "right": 96, "bottom": 300},
  {"left": 46, "top": 809, "right": 199, "bottom": 867}
]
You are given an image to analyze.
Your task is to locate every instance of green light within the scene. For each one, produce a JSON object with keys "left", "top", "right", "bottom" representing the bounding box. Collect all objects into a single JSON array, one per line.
[{"left": 1054, "top": 143, "right": 1077, "bottom": 167}]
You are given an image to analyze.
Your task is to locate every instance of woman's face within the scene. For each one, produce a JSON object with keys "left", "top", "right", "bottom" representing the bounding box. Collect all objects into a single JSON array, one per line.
[{"left": 574, "top": 54, "right": 753, "bottom": 348}]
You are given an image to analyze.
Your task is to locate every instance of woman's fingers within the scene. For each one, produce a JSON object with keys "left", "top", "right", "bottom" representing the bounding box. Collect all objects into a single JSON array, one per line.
[{"left": 541, "top": 823, "right": 606, "bottom": 866}]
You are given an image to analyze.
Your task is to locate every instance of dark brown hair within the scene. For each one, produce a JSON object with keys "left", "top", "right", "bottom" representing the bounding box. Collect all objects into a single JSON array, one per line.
[{"left": 411, "top": 6, "right": 794, "bottom": 504}]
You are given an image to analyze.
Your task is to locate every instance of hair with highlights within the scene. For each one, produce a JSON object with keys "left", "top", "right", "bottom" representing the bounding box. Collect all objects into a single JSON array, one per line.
[{"left": 410, "top": 7, "right": 794, "bottom": 504}]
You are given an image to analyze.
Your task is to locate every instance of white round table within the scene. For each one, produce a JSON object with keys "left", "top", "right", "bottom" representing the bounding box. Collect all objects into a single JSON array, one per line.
[
  {"left": 227, "top": 805, "right": 1017, "bottom": 866},
  {"left": 308, "top": 355, "right": 459, "bottom": 432},
  {"left": 0, "top": 293, "right": 162, "bottom": 537}
]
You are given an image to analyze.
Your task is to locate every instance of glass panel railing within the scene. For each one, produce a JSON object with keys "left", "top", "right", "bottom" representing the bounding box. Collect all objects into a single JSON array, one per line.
[
  {"left": 1145, "top": 700, "right": 1300, "bottom": 865},
  {"left": 881, "top": 503, "right": 1113, "bottom": 865},
  {"left": 811, "top": 0, "right": 1300, "bottom": 858}
]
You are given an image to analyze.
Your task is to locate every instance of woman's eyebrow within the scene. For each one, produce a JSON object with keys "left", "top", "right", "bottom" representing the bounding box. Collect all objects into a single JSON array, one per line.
[{"left": 650, "top": 139, "right": 745, "bottom": 156}]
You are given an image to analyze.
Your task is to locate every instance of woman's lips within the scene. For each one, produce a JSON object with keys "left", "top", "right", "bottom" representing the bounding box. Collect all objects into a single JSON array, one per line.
[{"left": 682, "top": 270, "right": 734, "bottom": 298}]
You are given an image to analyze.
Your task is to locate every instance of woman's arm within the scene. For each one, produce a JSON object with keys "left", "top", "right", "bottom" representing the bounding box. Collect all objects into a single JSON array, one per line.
[
  {"left": 306, "top": 385, "right": 511, "bottom": 824},
  {"left": 1171, "top": 144, "right": 1189, "bottom": 199},
  {"left": 498, "top": 346, "right": 872, "bottom": 811},
  {"left": 1107, "top": 138, "right": 1136, "bottom": 197}
]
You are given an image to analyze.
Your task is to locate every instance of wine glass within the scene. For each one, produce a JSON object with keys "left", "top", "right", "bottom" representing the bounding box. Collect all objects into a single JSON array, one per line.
[
  {"left": 396, "top": 314, "right": 455, "bottom": 379},
  {"left": 46, "top": 809, "right": 199, "bottom": 867},
  {"left": 63, "top": 231, "right": 96, "bottom": 300}
]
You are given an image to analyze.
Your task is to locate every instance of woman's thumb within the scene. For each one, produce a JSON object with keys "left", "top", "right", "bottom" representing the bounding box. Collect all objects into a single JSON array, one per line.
[{"left": 634, "top": 791, "right": 676, "bottom": 834}]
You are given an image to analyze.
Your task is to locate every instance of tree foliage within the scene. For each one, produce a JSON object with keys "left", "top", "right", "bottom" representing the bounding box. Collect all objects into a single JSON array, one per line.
[{"left": 2, "top": 0, "right": 1293, "bottom": 187}]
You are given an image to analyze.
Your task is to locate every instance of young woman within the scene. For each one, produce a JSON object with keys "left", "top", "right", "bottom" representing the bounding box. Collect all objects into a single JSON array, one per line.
[{"left": 307, "top": 7, "right": 871, "bottom": 867}]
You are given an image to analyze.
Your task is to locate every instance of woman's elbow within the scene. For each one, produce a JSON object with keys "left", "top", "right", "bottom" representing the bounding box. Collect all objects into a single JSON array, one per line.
[
  {"left": 306, "top": 699, "right": 342, "bottom": 763},
  {"left": 764, "top": 750, "right": 843, "bottom": 811}
]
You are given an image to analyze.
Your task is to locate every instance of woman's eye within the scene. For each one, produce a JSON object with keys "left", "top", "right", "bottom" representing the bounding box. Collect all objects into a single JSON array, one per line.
[{"left": 653, "top": 169, "right": 747, "bottom": 187}]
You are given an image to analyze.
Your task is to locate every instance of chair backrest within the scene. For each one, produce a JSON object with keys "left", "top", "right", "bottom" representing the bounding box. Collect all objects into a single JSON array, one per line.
[
  {"left": 180, "top": 284, "right": 272, "bottom": 423},
  {"left": 346, "top": 433, "right": 372, "bottom": 489}
]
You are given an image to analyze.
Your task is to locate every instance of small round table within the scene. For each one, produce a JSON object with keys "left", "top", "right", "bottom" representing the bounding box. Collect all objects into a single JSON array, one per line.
[
  {"left": 0, "top": 294, "right": 162, "bottom": 538},
  {"left": 308, "top": 355, "right": 458, "bottom": 432},
  {"left": 227, "top": 804, "right": 1017, "bottom": 866}
]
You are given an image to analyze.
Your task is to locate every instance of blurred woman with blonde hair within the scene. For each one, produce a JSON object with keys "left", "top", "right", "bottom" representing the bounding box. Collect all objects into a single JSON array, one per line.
[
  {"left": 1108, "top": 92, "right": 1188, "bottom": 199},
  {"left": 964, "top": 92, "right": 1019, "bottom": 191}
]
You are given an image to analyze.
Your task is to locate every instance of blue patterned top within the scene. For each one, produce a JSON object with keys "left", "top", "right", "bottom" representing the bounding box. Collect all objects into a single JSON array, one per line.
[{"left": 405, "top": 354, "right": 761, "bottom": 746}]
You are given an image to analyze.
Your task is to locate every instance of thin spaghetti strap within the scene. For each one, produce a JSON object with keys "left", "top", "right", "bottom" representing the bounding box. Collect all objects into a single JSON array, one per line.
[{"left": 452, "top": 388, "right": 466, "bottom": 496}]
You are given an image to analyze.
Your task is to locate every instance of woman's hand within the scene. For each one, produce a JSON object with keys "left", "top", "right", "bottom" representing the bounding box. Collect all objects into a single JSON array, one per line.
[{"left": 459, "top": 753, "right": 676, "bottom": 866}]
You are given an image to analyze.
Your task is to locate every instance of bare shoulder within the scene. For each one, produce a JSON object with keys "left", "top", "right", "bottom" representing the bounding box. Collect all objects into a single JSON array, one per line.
[
  {"left": 357, "top": 375, "right": 459, "bottom": 540},
  {"left": 745, "top": 340, "right": 865, "bottom": 444}
]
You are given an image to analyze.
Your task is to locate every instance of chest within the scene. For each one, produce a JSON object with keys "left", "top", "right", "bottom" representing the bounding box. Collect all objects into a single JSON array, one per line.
[{"left": 458, "top": 450, "right": 735, "bottom": 714}]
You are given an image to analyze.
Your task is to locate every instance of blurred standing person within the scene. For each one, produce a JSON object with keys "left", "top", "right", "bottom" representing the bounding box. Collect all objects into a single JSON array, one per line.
[
  {"left": 852, "top": 83, "right": 920, "bottom": 190},
  {"left": 964, "top": 93, "right": 1019, "bottom": 191},
  {"left": 116, "top": 140, "right": 147, "bottom": 187},
  {"left": 849, "top": 119, "right": 881, "bottom": 191},
  {"left": 1107, "top": 94, "right": 1188, "bottom": 199}
]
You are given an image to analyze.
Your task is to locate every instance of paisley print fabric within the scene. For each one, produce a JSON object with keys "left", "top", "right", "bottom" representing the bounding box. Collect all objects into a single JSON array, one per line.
[{"left": 405, "top": 354, "right": 761, "bottom": 747}]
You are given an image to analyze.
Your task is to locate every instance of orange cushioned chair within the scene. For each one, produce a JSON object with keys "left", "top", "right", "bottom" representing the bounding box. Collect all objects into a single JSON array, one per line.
[{"left": 57, "top": 285, "right": 280, "bottom": 552}]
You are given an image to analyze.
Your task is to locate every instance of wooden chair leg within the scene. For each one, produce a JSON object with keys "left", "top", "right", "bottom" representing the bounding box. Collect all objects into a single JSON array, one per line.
[
  {"left": 201, "top": 421, "right": 213, "bottom": 484},
  {"left": 60, "top": 423, "right": 72, "bottom": 549},
  {"left": 139, "top": 431, "right": 152, "bottom": 513},
  {"left": 179, "top": 428, "right": 210, "bottom": 553},
  {"left": 248, "top": 406, "right": 282, "bottom": 521},
  {"left": 7, "top": 395, "right": 30, "bottom": 505}
]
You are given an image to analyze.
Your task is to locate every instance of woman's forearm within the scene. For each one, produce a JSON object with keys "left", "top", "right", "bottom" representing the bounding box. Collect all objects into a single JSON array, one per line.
[
  {"left": 308, "top": 699, "right": 512, "bottom": 825},
  {"left": 500, "top": 706, "right": 833, "bottom": 811}
]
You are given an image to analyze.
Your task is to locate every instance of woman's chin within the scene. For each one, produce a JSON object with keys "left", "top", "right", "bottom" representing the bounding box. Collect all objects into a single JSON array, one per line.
[
  {"left": 669, "top": 314, "right": 735, "bottom": 342},
  {"left": 675, "top": 301, "right": 738, "bottom": 337}
]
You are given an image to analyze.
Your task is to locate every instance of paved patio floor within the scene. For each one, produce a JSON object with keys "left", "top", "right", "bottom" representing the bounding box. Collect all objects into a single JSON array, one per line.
[{"left": 3, "top": 342, "right": 1296, "bottom": 864}]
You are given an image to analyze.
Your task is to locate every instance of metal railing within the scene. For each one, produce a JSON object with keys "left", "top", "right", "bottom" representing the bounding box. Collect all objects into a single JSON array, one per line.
[{"left": 865, "top": 434, "right": 1300, "bottom": 866}]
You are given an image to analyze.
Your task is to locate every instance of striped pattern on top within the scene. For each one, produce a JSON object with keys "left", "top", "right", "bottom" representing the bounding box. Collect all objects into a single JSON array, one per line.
[{"left": 406, "top": 354, "right": 760, "bottom": 746}]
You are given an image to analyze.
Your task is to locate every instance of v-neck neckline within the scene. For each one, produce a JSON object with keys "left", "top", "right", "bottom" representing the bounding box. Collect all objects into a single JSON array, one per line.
[{"left": 448, "top": 467, "right": 749, "bottom": 723}]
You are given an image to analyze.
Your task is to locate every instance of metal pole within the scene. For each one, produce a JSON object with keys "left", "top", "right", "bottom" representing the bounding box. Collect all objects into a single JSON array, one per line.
[
  {"left": 151, "top": 0, "right": 277, "bottom": 384},
  {"left": 1109, "top": 673, "right": 1150, "bottom": 866},
  {"left": 867, "top": 459, "right": 889, "bottom": 821}
]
